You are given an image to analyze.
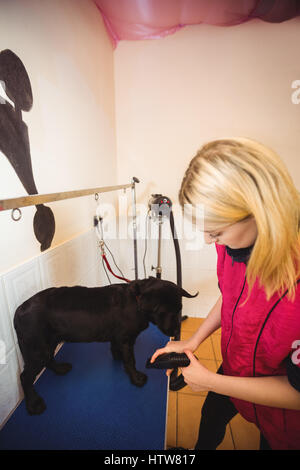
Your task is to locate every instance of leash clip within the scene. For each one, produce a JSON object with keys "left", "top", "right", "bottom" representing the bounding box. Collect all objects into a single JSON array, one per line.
[{"left": 99, "top": 240, "right": 105, "bottom": 255}]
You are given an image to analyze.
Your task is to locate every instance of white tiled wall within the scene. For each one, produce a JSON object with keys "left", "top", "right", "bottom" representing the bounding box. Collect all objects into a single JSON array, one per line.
[{"left": 0, "top": 228, "right": 105, "bottom": 428}]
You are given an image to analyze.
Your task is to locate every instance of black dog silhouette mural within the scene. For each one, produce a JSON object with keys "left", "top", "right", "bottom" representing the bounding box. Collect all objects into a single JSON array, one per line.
[{"left": 0, "top": 49, "right": 55, "bottom": 251}]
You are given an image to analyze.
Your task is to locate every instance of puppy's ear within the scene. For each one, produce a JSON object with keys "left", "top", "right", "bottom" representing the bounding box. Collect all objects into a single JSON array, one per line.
[{"left": 180, "top": 287, "right": 198, "bottom": 298}]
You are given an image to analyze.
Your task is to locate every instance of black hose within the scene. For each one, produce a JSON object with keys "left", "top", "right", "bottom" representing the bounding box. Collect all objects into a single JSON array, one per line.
[
  {"left": 169, "top": 210, "right": 188, "bottom": 336},
  {"left": 169, "top": 210, "right": 182, "bottom": 290},
  {"left": 169, "top": 209, "right": 188, "bottom": 391}
]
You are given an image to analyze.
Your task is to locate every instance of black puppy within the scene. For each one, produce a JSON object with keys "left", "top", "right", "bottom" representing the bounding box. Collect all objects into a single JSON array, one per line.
[{"left": 14, "top": 277, "right": 197, "bottom": 415}]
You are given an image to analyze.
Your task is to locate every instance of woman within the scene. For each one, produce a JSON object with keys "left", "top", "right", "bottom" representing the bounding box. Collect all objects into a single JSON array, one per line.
[{"left": 151, "top": 138, "right": 300, "bottom": 450}]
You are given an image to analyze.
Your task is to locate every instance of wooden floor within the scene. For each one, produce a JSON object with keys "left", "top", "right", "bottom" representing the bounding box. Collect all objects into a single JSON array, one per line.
[{"left": 165, "top": 318, "right": 260, "bottom": 450}]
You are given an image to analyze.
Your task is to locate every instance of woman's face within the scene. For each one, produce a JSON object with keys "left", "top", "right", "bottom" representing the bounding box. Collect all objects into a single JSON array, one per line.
[{"left": 204, "top": 216, "right": 258, "bottom": 249}]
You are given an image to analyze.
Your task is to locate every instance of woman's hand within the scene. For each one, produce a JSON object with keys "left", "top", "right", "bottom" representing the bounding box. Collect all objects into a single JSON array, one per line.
[
  {"left": 181, "top": 349, "right": 214, "bottom": 392},
  {"left": 150, "top": 339, "right": 195, "bottom": 365}
]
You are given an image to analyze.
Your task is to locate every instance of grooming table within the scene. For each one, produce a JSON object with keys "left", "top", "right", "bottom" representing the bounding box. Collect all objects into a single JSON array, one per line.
[{"left": 0, "top": 324, "right": 168, "bottom": 450}]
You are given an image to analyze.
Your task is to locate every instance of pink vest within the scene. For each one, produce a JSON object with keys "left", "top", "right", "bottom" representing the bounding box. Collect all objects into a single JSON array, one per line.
[{"left": 216, "top": 243, "right": 300, "bottom": 450}]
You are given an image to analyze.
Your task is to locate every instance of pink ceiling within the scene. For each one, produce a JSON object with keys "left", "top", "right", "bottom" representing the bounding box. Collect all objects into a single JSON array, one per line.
[{"left": 94, "top": 0, "right": 300, "bottom": 48}]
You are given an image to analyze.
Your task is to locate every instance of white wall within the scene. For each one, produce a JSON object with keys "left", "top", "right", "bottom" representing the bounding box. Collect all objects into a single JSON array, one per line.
[
  {"left": 0, "top": 0, "right": 118, "bottom": 273},
  {"left": 0, "top": 0, "right": 119, "bottom": 427},
  {"left": 114, "top": 17, "right": 300, "bottom": 317}
]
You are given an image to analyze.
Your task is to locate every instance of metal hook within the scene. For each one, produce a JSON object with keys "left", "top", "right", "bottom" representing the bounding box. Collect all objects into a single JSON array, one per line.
[
  {"left": 95, "top": 193, "right": 99, "bottom": 201},
  {"left": 11, "top": 208, "right": 22, "bottom": 221}
]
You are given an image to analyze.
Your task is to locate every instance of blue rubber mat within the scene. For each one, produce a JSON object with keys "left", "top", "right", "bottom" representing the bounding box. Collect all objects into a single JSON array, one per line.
[{"left": 0, "top": 324, "right": 169, "bottom": 450}]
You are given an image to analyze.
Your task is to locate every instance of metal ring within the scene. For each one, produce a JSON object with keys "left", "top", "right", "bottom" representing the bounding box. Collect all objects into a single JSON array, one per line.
[
  {"left": 11, "top": 208, "right": 22, "bottom": 221},
  {"left": 95, "top": 193, "right": 99, "bottom": 201}
]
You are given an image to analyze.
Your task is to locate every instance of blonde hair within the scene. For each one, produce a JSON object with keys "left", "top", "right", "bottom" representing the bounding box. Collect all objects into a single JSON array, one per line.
[{"left": 179, "top": 138, "right": 300, "bottom": 303}]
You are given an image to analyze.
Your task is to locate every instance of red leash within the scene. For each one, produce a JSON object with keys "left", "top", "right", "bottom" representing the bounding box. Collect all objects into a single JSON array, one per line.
[
  {"left": 98, "top": 241, "right": 140, "bottom": 307},
  {"left": 101, "top": 253, "right": 131, "bottom": 283},
  {"left": 95, "top": 217, "right": 131, "bottom": 284}
]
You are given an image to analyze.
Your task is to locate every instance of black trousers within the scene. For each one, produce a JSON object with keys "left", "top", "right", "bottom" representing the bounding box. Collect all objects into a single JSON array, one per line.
[{"left": 194, "top": 366, "right": 271, "bottom": 450}]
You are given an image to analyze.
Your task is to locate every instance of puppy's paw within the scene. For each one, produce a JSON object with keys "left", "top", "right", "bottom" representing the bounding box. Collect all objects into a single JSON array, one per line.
[
  {"left": 51, "top": 362, "right": 72, "bottom": 375},
  {"left": 131, "top": 371, "right": 148, "bottom": 387},
  {"left": 111, "top": 349, "right": 122, "bottom": 361},
  {"left": 26, "top": 395, "right": 46, "bottom": 415}
]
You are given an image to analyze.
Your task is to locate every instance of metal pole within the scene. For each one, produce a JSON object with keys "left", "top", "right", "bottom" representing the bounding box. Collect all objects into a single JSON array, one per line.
[
  {"left": 0, "top": 183, "right": 132, "bottom": 212},
  {"left": 131, "top": 177, "right": 140, "bottom": 280},
  {"left": 156, "top": 214, "right": 163, "bottom": 279}
]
